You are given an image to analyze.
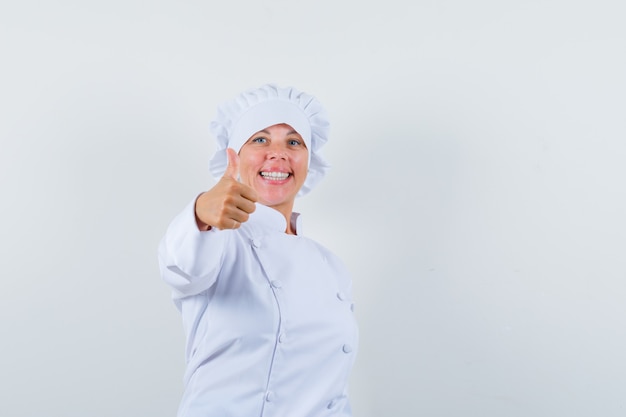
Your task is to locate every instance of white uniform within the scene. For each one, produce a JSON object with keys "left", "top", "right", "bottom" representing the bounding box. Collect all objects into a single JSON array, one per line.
[{"left": 158, "top": 199, "right": 359, "bottom": 417}]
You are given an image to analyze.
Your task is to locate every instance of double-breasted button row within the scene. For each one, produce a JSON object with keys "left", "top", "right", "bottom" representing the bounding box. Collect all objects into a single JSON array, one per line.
[{"left": 338, "top": 291, "right": 356, "bottom": 313}]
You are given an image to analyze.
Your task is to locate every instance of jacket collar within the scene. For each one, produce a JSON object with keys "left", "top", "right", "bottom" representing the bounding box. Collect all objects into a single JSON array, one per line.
[{"left": 244, "top": 203, "right": 303, "bottom": 235}]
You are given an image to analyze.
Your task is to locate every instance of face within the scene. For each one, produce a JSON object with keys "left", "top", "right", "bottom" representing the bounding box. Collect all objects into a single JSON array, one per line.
[{"left": 238, "top": 123, "right": 309, "bottom": 214}]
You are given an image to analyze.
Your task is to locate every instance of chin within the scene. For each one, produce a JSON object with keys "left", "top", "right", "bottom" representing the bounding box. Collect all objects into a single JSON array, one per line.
[
  {"left": 258, "top": 192, "right": 296, "bottom": 209},
  {"left": 260, "top": 197, "right": 292, "bottom": 208}
]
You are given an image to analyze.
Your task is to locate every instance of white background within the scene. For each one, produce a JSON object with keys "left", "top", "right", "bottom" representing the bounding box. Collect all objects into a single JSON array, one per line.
[{"left": 1, "top": 1, "right": 625, "bottom": 416}]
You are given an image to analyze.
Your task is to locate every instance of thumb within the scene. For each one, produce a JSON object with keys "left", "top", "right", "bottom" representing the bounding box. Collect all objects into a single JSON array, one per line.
[{"left": 223, "top": 148, "right": 240, "bottom": 180}]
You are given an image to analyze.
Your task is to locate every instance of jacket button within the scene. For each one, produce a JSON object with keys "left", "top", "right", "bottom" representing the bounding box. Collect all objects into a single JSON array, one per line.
[
  {"left": 342, "top": 344, "right": 353, "bottom": 353},
  {"left": 271, "top": 280, "right": 282, "bottom": 289},
  {"left": 279, "top": 332, "right": 286, "bottom": 343},
  {"left": 265, "top": 391, "right": 274, "bottom": 402},
  {"left": 337, "top": 291, "right": 347, "bottom": 301},
  {"left": 252, "top": 238, "right": 262, "bottom": 248}
]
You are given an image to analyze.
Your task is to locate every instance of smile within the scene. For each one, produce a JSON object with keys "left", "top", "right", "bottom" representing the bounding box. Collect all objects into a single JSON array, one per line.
[{"left": 260, "top": 171, "right": 290, "bottom": 180}]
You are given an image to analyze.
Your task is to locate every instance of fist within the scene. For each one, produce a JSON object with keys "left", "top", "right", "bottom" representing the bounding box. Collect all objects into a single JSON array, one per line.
[{"left": 195, "top": 148, "right": 258, "bottom": 230}]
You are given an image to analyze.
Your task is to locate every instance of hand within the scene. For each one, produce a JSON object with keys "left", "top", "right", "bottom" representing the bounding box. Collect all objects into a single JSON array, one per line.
[{"left": 195, "top": 148, "right": 258, "bottom": 230}]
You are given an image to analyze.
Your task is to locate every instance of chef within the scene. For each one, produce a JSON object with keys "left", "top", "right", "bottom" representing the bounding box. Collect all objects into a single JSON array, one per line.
[{"left": 158, "top": 84, "right": 359, "bottom": 417}]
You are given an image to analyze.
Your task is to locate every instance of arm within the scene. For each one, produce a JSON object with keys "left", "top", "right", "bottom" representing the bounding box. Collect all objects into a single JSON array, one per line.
[
  {"left": 158, "top": 149, "right": 257, "bottom": 301},
  {"left": 158, "top": 196, "right": 230, "bottom": 301}
]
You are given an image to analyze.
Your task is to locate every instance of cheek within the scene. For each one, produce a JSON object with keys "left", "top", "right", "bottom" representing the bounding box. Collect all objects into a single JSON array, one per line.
[
  {"left": 238, "top": 154, "right": 257, "bottom": 173},
  {"left": 237, "top": 162, "right": 257, "bottom": 185},
  {"left": 295, "top": 153, "right": 309, "bottom": 172}
]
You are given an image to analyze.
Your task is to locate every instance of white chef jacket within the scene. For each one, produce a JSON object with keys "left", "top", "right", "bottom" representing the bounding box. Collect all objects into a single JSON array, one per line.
[{"left": 158, "top": 198, "right": 359, "bottom": 417}]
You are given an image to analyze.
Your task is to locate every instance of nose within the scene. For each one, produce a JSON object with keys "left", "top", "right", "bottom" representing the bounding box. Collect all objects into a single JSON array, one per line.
[{"left": 267, "top": 144, "right": 287, "bottom": 160}]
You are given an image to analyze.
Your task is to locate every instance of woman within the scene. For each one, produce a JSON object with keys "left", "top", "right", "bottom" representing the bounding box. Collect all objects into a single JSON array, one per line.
[{"left": 158, "top": 84, "right": 358, "bottom": 417}]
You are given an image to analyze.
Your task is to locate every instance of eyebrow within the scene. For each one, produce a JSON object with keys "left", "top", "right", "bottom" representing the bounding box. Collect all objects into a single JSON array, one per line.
[
  {"left": 257, "top": 129, "right": 300, "bottom": 136},
  {"left": 255, "top": 129, "right": 302, "bottom": 136}
]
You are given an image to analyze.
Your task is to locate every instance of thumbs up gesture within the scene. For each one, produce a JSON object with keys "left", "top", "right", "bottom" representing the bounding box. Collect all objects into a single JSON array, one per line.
[{"left": 195, "top": 148, "right": 258, "bottom": 230}]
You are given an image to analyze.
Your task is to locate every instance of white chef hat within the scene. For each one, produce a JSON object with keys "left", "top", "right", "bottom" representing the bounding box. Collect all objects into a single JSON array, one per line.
[{"left": 208, "top": 84, "right": 331, "bottom": 197}]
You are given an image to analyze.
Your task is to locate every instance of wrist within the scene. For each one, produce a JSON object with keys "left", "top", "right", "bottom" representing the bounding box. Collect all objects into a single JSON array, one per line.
[{"left": 194, "top": 192, "right": 212, "bottom": 231}]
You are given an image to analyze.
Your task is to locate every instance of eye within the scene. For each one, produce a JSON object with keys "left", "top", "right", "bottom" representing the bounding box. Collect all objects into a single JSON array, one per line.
[
  {"left": 288, "top": 139, "right": 302, "bottom": 146},
  {"left": 251, "top": 136, "right": 267, "bottom": 144}
]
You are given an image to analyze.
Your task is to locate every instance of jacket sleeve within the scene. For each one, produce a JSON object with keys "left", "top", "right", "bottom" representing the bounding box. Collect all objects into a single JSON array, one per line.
[{"left": 158, "top": 197, "right": 229, "bottom": 302}]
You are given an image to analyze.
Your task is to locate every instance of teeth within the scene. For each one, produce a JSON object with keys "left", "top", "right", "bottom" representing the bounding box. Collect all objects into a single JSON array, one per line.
[{"left": 261, "top": 171, "right": 290, "bottom": 180}]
